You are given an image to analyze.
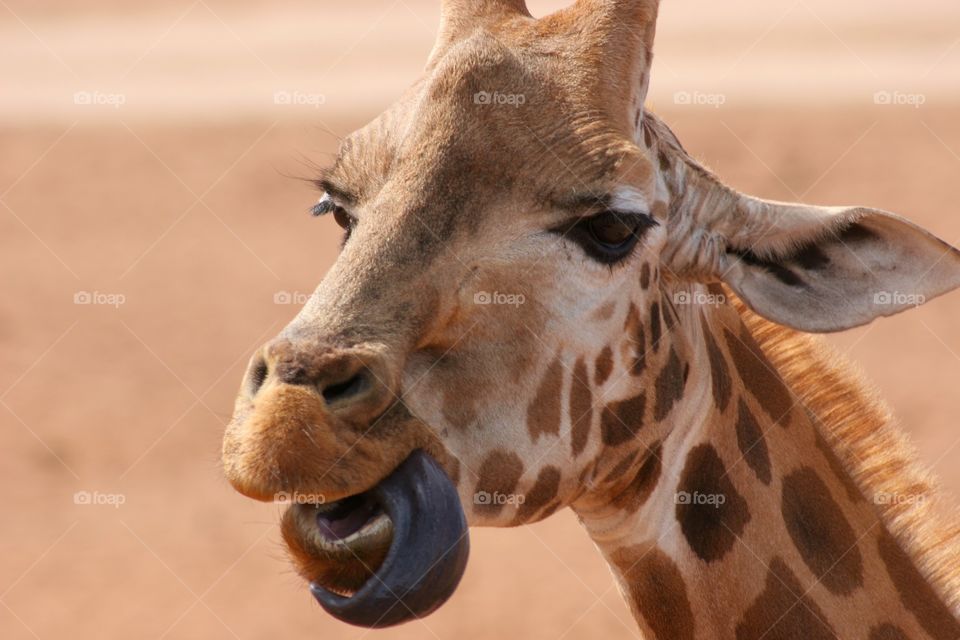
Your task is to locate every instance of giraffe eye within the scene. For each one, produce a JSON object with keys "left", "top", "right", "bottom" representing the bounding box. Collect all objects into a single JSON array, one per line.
[
  {"left": 333, "top": 207, "right": 352, "bottom": 231},
  {"left": 561, "top": 210, "right": 657, "bottom": 265},
  {"left": 311, "top": 193, "right": 356, "bottom": 243},
  {"left": 588, "top": 212, "right": 637, "bottom": 246}
]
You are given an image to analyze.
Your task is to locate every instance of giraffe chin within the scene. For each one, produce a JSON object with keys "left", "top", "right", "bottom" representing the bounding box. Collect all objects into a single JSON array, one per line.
[{"left": 287, "top": 450, "right": 470, "bottom": 628}]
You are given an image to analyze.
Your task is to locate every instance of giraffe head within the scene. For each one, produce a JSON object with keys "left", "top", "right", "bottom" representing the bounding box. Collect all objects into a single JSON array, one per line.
[{"left": 222, "top": 0, "right": 960, "bottom": 628}]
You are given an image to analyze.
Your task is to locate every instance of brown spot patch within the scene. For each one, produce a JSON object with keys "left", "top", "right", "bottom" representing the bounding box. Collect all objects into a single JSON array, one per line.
[
  {"left": 640, "top": 262, "right": 651, "bottom": 290},
  {"left": 527, "top": 356, "right": 563, "bottom": 442},
  {"left": 649, "top": 301, "right": 662, "bottom": 352},
  {"left": 428, "top": 349, "right": 480, "bottom": 431},
  {"left": 723, "top": 326, "right": 793, "bottom": 425},
  {"left": 600, "top": 392, "right": 646, "bottom": 447},
  {"left": 735, "top": 398, "right": 771, "bottom": 484},
  {"left": 611, "top": 443, "right": 663, "bottom": 513},
  {"left": 474, "top": 450, "right": 524, "bottom": 518},
  {"left": 701, "top": 316, "right": 732, "bottom": 412},
  {"left": 632, "top": 323, "right": 647, "bottom": 376},
  {"left": 869, "top": 624, "right": 909, "bottom": 640},
  {"left": 707, "top": 281, "right": 726, "bottom": 298},
  {"left": 780, "top": 467, "right": 863, "bottom": 595},
  {"left": 569, "top": 357, "right": 593, "bottom": 457},
  {"left": 595, "top": 345, "right": 614, "bottom": 386},
  {"left": 877, "top": 529, "right": 960, "bottom": 640},
  {"left": 658, "top": 149, "right": 671, "bottom": 172},
  {"left": 592, "top": 300, "right": 616, "bottom": 322},
  {"left": 653, "top": 347, "right": 686, "bottom": 421},
  {"left": 611, "top": 545, "right": 695, "bottom": 640},
  {"left": 511, "top": 465, "right": 561, "bottom": 525},
  {"left": 675, "top": 444, "right": 750, "bottom": 562},
  {"left": 735, "top": 557, "right": 838, "bottom": 640}
]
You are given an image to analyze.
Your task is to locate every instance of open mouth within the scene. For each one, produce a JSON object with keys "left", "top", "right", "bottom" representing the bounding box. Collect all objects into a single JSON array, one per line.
[
  {"left": 282, "top": 450, "right": 470, "bottom": 628},
  {"left": 312, "top": 493, "right": 391, "bottom": 549}
]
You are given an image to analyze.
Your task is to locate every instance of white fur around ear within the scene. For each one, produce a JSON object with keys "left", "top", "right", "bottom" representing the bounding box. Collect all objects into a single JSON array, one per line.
[{"left": 716, "top": 203, "right": 960, "bottom": 333}]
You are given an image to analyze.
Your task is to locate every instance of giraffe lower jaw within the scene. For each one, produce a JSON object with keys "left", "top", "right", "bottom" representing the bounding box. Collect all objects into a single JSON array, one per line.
[{"left": 282, "top": 450, "right": 471, "bottom": 628}]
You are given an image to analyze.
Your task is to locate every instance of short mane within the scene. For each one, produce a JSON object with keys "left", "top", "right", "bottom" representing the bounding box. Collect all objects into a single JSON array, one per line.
[{"left": 734, "top": 296, "right": 960, "bottom": 614}]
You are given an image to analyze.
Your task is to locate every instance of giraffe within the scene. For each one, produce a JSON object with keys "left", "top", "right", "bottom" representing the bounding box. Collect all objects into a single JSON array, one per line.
[{"left": 222, "top": 0, "right": 960, "bottom": 636}]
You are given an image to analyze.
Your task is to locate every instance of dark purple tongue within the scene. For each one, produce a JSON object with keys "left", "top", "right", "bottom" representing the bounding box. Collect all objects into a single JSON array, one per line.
[
  {"left": 315, "top": 494, "right": 381, "bottom": 541},
  {"left": 310, "top": 450, "right": 470, "bottom": 628}
]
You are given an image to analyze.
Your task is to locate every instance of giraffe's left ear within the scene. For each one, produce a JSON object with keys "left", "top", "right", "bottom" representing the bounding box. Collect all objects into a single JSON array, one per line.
[{"left": 683, "top": 196, "right": 960, "bottom": 332}]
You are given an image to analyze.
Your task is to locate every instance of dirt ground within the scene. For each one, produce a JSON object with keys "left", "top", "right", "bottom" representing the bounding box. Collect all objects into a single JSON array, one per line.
[{"left": 3, "top": 2, "right": 960, "bottom": 639}]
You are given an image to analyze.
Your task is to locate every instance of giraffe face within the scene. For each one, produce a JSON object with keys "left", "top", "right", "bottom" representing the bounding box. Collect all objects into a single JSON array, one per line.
[
  {"left": 222, "top": 4, "right": 666, "bottom": 620},
  {"left": 223, "top": 0, "right": 960, "bottom": 629}
]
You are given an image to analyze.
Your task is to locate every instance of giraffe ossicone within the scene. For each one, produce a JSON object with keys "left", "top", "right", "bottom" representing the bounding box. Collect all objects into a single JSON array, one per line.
[{"left": 223, "top": 0, "right": 960, "bottom": 635}]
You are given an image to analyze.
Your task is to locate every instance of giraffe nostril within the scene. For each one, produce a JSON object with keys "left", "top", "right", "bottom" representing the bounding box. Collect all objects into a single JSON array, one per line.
[
  {"left": 321, "top": 371, "right": 370, "bottom": 406},
  {"left": 249, "top": 356, "right": 269, "bottom": 395}
]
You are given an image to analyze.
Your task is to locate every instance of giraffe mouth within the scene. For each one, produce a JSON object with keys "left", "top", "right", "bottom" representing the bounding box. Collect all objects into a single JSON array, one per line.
[{"left": 282, "top": 450, "right": 470, "bottom": 628}]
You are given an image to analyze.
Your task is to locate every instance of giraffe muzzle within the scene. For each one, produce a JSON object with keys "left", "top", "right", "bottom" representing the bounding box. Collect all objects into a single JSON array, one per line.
[
  {"left": 301, "top": 450, "right": 470, "bottom": 627},
  {"left": 229, "top": 338, "right": 469, "bottom": 625}
]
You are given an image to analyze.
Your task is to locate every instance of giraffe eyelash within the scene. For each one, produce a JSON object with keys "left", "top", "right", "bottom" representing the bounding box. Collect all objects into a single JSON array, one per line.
[{"left": 310, "top": 193, "right": 340, "bottom": 217}]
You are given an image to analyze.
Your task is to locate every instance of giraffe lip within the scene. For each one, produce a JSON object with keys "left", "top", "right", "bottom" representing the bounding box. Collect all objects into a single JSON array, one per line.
[{"left": 309, "top": 450, "right": 471, "bottom": 628}]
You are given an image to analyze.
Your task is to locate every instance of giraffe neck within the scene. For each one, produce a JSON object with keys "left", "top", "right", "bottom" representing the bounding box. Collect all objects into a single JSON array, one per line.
[{"left": 573, "top": 289, "right": 960, "bottom": 639}]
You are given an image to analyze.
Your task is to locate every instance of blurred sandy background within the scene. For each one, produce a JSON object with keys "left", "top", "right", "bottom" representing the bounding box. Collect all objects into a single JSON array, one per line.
[{"left": 2, "top": 1, "right": 960, "bottom": 638}]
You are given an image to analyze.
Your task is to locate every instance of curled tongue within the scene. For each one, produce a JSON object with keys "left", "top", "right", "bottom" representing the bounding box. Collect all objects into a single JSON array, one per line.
[
  {"left": 315, "top": 494, "right": 381, "bottom": 540},
  {"left": 310, "top": 450, "right": 470, "bottom": 628}
]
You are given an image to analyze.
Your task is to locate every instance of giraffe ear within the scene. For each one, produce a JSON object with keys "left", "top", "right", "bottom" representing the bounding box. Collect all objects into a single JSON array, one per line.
[
  {"left": 556, "top": 0, "right": 661, "bottom": 131},
  {"left": 708, "top": 199, "right": 960, "bottom": 332},
  {"left": 430, "top": 0, "right": 530, "bottom": 64}
]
